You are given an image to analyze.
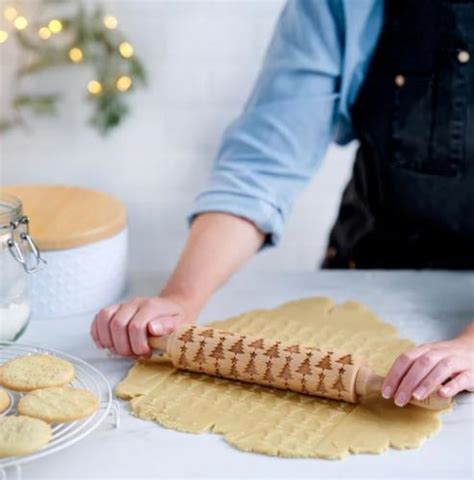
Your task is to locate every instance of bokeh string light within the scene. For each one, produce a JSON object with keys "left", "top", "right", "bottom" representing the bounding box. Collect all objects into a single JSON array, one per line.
[{"left": 0, "top": 2, "right": 146, "bottom": 134}]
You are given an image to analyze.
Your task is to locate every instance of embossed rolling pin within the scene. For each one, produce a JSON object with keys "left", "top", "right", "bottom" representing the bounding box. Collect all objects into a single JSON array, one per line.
[{"left": 148, "top": 325, "right": 451, "bottom": 410}]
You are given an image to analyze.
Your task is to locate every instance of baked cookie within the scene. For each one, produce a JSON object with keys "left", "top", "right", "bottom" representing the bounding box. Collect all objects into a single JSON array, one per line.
[
  {"left": 18, "top": 386, "right": 99, "bottom": 423},
  {"left": 0, "top": 388, "right": 10, "bottom": 414},
  {"left": 0, "top": 416, "right": 52, "bottom": 457},
  {"left": 0, "top": 354, "right": 75, "bottom": 392}
]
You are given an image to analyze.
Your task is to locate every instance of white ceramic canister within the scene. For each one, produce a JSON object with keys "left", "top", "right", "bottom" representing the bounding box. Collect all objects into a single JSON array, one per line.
[{"left": 2, "top": 185, "right": 128, "bottom": 318}]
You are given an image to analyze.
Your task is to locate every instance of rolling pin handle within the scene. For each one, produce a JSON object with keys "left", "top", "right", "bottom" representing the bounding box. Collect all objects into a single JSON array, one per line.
[{"left": 148, "top": 334, "right": 172, "bottom": 353}]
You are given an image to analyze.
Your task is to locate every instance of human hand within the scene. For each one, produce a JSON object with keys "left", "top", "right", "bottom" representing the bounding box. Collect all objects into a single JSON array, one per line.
[
  {"left": 382, "top": 322, "right": 474, "bottom": 406},
  {"left": 90, "top": 296, "right": 196, "bottom": 357}
]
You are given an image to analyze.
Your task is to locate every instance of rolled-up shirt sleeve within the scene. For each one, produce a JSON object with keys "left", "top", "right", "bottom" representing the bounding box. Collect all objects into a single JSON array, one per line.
[{"left": 190, "top": 0, "right": 344, "bottom": 246}]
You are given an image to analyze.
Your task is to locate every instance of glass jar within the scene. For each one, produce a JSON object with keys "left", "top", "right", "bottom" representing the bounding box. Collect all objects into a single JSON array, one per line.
[{"left": 0, "top": 193, "right": 46, "bottom": 341}]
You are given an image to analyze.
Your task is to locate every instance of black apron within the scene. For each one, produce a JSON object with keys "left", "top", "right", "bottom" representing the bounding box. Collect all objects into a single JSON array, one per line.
[{"left": 323, "top": 0, "right": 474, "bottom": 270}]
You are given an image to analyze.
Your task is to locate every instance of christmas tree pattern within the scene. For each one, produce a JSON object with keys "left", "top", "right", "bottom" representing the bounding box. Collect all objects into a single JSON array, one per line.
[
  {"left": 263, "top": 359, "right": 275, "bottom": 383},
  {"left": 331, "top": 371, "right": 346, "bottom": 398},
  {"left": 316, "top": 353, "right": 332, "bottom": 371},
  {"left": 248, "top": 338, "right": 265, "bottom": 350},
  {"left": 198, "top": 328, "right": 214, "bottom": 338},
  {"left": 284, "top": 344, "right": 300, "bottom": 354},
  {"left": 228, "top": 338, "right": 244, "bottom": 355},
  {"left": 316, "top": 371, "right": 326, "bottom": 394},
  {"left": 336, "top": 354, "right": 353, "bottom": 366},
  {"left": 296, "top": 356, "right": 312, "bottom": 376},
  {"left": 244, "top": 351, "right": 258, "bottom": 379},
  {"left": 178, "top": 327, "right": 195, "bottom": 343},
  {"left": 230, "top": 356, "right": 239, "bottom": 377},
  {"left": 178, "top": 344, "right": 188, "bottom": 368},
  {"left": 278, "top": 356, "right": 293, "bottom": 388},
  {"left": 192, "top": 340, "right": 207, "bottom": 370},
  {"left": 301, "top": 376, "right": 308, "bottom": 394},
  {"left": 209, "top": 337, "right": 226, "bottom": 375},
  {"left": 264, "top": 342, "right": 281, "bottom": 359}
]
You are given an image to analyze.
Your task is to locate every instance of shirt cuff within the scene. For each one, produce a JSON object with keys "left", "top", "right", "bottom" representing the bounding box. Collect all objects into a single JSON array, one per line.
[{"left": 188, "top": 191, "right": 285, "bottom": 248}]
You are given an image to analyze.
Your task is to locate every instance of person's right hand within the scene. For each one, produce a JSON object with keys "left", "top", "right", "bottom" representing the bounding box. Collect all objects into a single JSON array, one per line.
[{"left": 90, "top": 296, "right": 194, "bottom": 358}]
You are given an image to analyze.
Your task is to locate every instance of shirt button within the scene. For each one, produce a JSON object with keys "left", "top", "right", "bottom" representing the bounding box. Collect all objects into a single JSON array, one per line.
[
  {"left": 394, "top": 74, "right": 406, "bottom": 87},
  {"left": 457, "top": 50, "right": 470, "bottom": 64}
]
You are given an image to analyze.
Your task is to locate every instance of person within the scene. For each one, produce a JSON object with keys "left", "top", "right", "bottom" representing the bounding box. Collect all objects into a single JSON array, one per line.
[{"left": 91, "top": 0, "right": 474, "bottom": 406}]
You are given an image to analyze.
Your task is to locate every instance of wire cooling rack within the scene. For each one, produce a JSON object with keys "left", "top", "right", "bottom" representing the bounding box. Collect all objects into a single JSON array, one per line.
[{"left": 0, "top": 342, "right": 119, "bottom": 479}]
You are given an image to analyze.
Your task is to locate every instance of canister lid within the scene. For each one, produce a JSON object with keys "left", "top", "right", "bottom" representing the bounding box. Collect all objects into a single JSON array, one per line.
[{"left": 0, "top": 185, "right": 127, "bottom": 250}]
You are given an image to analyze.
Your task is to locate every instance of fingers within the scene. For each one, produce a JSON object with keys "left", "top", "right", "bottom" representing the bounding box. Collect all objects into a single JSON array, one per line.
[
  {"left": 382, "top": 345, "right": 430, "bottom": 400},
  {"left": 412, "top": 356, "right": 465, "bottom": 401},
  {"left": 439, "top": 371, "right": 473, "bottom": 397},
  {"left": 393, "top": 351, "right": 444, "bottom": 406},
  {"left": 110, "top": 303, "right": 140, "bottom": 356},
  {"left": 94, "top": 304, "right": 121, "bottom": 349},
  {"left": 90, "top": 318, "right": 100, "bottom": 348},
  {"left": 127, "top": 304, "right": 176, "bottom": 357}
]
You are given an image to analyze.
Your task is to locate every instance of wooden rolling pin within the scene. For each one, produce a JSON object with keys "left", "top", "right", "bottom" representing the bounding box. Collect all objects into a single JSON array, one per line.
[{"left": 149, "top": 325, "right": 452, "bottom": 410}]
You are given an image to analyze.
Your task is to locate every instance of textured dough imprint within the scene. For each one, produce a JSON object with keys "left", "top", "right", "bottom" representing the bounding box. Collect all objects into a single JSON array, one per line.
[{"left": 116, "top": 297, "right": 447, "bottom": 459}]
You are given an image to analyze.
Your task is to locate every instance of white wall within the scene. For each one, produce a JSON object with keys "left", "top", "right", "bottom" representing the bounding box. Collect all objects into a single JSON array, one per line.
[{"left": 0, "top": 0, "right": 356, "bottom": 273}]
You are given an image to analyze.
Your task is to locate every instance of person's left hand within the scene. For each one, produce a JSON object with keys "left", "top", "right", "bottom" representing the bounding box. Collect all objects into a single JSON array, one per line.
[{"left": 382, "top": 321, "right": 474, "bottom": 406}]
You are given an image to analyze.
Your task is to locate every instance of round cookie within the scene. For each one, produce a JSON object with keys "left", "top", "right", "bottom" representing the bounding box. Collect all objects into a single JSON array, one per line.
[
  {"left": 0, "top": 354, "right": 75, "bottom": 392},
  {"left": 0, "top": 416, "right": 52, "bottom": 457},
  {"left": 0, "top": 388, "right": 10, "bottom": 414},
  {"left": 18, "top": 386, "right": 99, "bottom": 423}
]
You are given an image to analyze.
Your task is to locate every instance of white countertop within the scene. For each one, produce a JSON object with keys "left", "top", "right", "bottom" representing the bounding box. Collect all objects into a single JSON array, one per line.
[{"left": 19, "top": 271, "right": 474, "bottom": 479}]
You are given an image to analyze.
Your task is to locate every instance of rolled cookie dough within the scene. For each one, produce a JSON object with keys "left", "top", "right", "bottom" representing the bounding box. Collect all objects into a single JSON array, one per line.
[{"left": 116, "top": 298, "right": 447, "bottom": 459}]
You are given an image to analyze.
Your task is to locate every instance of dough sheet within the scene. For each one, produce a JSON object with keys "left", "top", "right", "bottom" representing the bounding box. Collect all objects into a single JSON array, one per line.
[{"left": 116, "top": 298, "right": 445, "bottom": 458}]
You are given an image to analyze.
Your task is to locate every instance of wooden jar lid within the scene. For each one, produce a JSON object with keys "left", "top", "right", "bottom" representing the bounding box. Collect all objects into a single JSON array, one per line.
[{"left": 1, "top": 185, "right": 127, "bottom": 251}]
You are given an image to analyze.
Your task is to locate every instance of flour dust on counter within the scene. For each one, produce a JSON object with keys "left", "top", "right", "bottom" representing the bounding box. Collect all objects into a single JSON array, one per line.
[{"left": 116, "top": 297, "right": 448, "bottom": 459}]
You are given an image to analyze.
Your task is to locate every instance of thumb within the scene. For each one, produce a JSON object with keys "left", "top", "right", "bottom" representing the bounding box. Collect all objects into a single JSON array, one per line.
[
  {"left": 148, "top": 317, "right": 177, "bottom": 336},
  {"left": 148, "top": 320, "right": 164, "bottom": 336}
]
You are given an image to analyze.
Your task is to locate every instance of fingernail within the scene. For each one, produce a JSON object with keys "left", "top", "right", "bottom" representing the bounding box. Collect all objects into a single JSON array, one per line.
[
  {"left": 413, "top": 387, "right": 425, "bottom": 400},
  {"left": 150, "top": 322, "right": 163, "bottom": 335},
  {"left": 395, "top": 393, "right": 408, "bottom": 407},
  {"left": 440, "top": 386, "right": 451, "bottom": 396},
  {"left": 382, "top": 386, "right": 392, "bottom": 399}
]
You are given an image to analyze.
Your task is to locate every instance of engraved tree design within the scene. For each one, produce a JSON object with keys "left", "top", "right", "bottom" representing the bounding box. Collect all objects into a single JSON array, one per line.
[
  {"left": 178, "top": 327, "right": 194, "bottom": 343},
  {"left": 244, "top": 352, "right": 258, "bottom": 379},
  {"left": 230, "top": 356, "right": 239, "bottom": 377},
  {"left": 316, "top": 353, "right": 332, "bottom": 371},
  {"left": 263, "top": 359, "right": 275, "bottom": 384},
  {"left": 229, "top": 338, "right": 244, "bottom": 355},
  {"left": 248, "top": 338, "right": 265, "bottom": 350},
  {"left": 178, "top": 345, "right": 188, "bottom": 368},
  {"left": 336, "top": 354, "right": 353, "bottom": 366},
  {"left": 284, "top": 344, "right": 300, "bottom": 354},
  {"left": 192, "top": 340, "right": 207, "bottom": 370},
  {"left": 199, "top": 328, "right": 214, "bottom": 338},
  {"left": 331, "top": 372, "right": 346, "bottom": 398},
  {"left": 209, "top": 337, "right": 226, "bottom": 375},
  {"left": 278, "top": 356, "right": 293, "bottom": 388},
  {"left": 229, "top": 337, "right": 245, "bottom": 378},
  {"left": 264, "top": 342, "right": 281, "bottom": 359},
  {"left": 316, "top": 371, "right": 326, "bottom": 394},
  {"left": 296, "top": 357, "right": 312, "bottom": 376}
]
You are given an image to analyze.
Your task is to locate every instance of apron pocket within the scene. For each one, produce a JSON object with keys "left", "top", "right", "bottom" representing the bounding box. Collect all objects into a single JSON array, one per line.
[{"left": 391, "top": 53, "right": 468, "bottom": 177}]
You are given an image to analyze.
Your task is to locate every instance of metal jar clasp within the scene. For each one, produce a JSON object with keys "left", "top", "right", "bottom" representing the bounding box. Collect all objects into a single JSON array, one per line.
[{"left": 7, "top": 216, "right": 47, "bottom": 274}]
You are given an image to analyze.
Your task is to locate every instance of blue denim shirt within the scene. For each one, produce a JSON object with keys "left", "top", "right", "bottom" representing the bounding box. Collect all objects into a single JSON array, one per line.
[{"left": 190, "top": 0, "right": 383, "bottom": 246}]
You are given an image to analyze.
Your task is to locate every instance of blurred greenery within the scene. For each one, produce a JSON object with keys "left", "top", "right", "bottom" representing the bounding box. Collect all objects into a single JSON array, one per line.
[{"left": 1, "top": 0, "right": 147, "bottom": 135}]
